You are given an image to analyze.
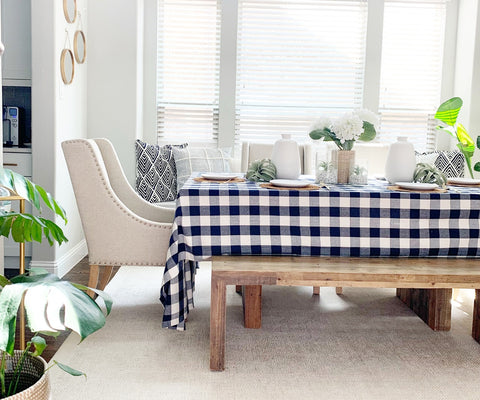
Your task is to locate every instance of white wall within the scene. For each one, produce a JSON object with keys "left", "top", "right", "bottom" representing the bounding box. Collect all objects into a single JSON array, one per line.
[
  {"left": 31, "top": 0, "right": 88, "bottom": 276},
  {"left": 454, "top": 0, "right": 480, "bottom": 175},
  {"left": 87, "top": 0, "right": 144, "bottom": 185}
]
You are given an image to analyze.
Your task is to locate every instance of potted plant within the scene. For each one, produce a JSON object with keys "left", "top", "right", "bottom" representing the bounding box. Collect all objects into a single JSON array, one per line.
[
  {"left": 435, "top": 97, "right": 476, "bottom": 178},
  {"left": 0, "top": 168, "right": 112, "bottom": 399}
]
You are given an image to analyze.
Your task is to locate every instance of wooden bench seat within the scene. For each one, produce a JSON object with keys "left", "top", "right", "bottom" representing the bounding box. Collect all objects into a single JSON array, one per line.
[{"left": 210, "top": 255, "right": 480, "bottom": 371}]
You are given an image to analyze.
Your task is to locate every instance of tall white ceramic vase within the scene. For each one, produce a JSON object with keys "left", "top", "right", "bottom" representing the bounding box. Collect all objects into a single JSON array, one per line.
[
  {"left": 271, "top": 134, "right": 301, "bottom": 179},
  {"left": 385, "top": 136, "right": 416, "bottom": 184}
]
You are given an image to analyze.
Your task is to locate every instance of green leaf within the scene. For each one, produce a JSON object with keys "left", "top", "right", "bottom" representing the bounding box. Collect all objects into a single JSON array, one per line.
[
  {"left": 0, "top": 213, "right": 67, "bottom": 245},
  {"left": 1, "top": 272, "right": 109, "bottom": 352},
  {"left": 0, "top": 284, "right": 30, "bottom": 353},
  {"left": 477, "top": 136, "right": 480, "bottom": 150},
  {"left": 457, "top": 124, "right": 474, "bottom": 148},
  {"left": 0, "top": 168, "right": 68, "bottom": 224},
  {"left": 71, "top": 283, "right": 113, "bottom": 316},
  {"left": 23, "top": 218, "right": 32, "bottom": 242},
  {"left": 474, "top": 162, "right": 480, "bottom": 172},
  {"left": 0, "top": 216, "right": 13, "bottom": 238},
  {"left": 30, "top": 336, "right": 47, "bottom": 357},
  {"left": 435, "top": 97, "right": 463, "bottom": 126},
  {"left": 358, "top": 121, "right": 376, "bottom": 142},
  {"left": 11, "top": 217, "right": 24, "bottom": 243},
  {"left": 53, "top": 360, "right": 86, "bottom": 378},
  {"left": 0, "top": 276, "right": 10, "bottom": 288},
  {"left": 309, "top": 128, "right": 333, "bottom": 141}
]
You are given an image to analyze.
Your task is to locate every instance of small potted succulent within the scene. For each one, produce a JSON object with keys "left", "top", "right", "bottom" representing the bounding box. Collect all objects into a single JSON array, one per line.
[{"left": 0, "top": 168, "right": 112, "bottom": 399}]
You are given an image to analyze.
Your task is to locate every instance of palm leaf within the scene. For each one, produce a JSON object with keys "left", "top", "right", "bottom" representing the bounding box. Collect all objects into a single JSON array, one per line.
[
  {"left": 0, "top": 212, "right": 67, "bottom": 245},
  {"left": 0, "top": 168, "right": 67, "bottom": 224},
  {"left": 434, "top": 97, "right": 463, "bottom": 126}
]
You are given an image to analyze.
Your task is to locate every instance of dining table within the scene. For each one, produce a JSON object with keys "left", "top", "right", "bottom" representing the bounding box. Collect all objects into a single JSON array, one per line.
[{"left": 160, "top": 174, "right": 480, "bottom": 330}]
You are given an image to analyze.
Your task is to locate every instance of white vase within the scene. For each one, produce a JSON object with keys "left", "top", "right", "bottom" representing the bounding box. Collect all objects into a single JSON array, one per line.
[
  {"left": 385, "top": 136, "right": 416, "bottom": 184},
  {"left": 271, "top": 134, "right": 301, "bottom": 179}
]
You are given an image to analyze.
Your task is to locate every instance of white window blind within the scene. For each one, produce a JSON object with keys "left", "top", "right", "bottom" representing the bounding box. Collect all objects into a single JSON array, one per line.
[
  {"left": 235, "top": 0, "right": 368, "bottom": 144},
  {"left": 378, "top": 0, "right": 447, "bottom": 152},
  {"left": 156, "top": 0, "right": 221, "bottom": 144}
]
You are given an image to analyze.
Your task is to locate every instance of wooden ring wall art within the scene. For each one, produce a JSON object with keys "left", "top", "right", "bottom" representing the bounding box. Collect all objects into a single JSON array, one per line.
[
  {"left": 60, "top": 49, "right": 75, "bottom": 85},
  {"left": 63, "top": 0, "right": 77, "bottom": 23},
  {"left": 74, "top": 30, "right": 86, "bottom": 64}
]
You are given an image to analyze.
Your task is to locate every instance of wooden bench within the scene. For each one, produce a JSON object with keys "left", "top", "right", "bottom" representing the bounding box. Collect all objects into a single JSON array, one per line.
[{"left": 210, "top": 255, "right": 480, "bottom": 371}]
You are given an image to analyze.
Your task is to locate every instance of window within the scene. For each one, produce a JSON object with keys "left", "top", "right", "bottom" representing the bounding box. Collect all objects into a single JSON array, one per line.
[
  {"left": 156, "top": 0, "right": 452, "bottom": 152},
  {"left": 156, "top": 0, "right": 220, "bottom": 145},
  {"left": 236, "top": 0, "right": 367, "bottom": 144},
  {"left": 379, "top": 0, "right": 447, "bottom": 151}
]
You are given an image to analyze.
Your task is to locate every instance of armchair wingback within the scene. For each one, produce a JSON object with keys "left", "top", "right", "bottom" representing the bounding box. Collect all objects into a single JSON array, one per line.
[{"left": 62, "top": 138, "right": 174, "bottom": 294}]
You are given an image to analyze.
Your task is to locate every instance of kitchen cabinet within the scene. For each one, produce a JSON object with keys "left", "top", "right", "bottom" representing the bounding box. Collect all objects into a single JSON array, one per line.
[
  {"left": 1, "top": 0, "right": 32, "bottom": 86},
  {"left": 3, "top": 149, "right": 32, "bottom": 258}
]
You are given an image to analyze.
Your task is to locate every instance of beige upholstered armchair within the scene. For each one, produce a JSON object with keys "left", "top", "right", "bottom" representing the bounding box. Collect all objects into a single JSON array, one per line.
[
  {"left": 62, "top": 138, "right": 174, "bottom": 295},
  {"left": 241, "top": 141, "right": 314, "bottom": 175}
]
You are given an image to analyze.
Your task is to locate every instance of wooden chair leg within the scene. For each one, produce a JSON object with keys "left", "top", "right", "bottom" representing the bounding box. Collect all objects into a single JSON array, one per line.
[
  {"left": 98, "top": 265, "right": 114, "bottom": 291},
  {"left": 313, "top": 286, "right": 320, "bottom": 295},
  {"left": 87, "top": 264, "right": 100, "bottom": 298},
  {"left": 336, "top": 287, "right": 343, "bottom": 295}
]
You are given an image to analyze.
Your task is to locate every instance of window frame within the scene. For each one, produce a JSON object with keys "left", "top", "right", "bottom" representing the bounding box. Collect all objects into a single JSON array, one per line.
[{"left": 154, "top": 0, "right": 459, "bottom": 152}]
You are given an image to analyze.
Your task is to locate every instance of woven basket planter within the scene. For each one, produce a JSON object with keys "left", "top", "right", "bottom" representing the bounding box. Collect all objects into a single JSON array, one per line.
[{"left": 2, "top": 351, "right": 50, "bottom": 400}]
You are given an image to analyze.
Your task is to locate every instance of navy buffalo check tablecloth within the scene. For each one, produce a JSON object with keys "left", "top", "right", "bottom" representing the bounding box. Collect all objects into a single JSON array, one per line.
[{"left": 160, "top": 175, "right": 480, "bottom": 329}]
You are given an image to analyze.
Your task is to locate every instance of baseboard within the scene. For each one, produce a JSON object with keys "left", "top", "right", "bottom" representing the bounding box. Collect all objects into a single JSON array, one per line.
[{"left": 29, "top": 239, "right": 88, "bottom": 277}]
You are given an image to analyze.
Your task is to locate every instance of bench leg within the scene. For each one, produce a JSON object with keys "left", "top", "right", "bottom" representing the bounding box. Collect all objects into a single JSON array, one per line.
[
  {"left": 210, "top": 275, "right": 227, "bottom": 371},
  {"left": 472, "top": 289, "right": 480, "bottom": 343},
  {"left": 235, "top": 285, "right": 242, "bottom": 294},
  {"left": 313, "top": 286, "right": 320, "bottom": 295},
  {"left": 242, "top": 285, "right": 262, "bottom": 329},
  {"left": 397, "top": 288, "right": 452, "bottom": 331},
  {"left": 336, "top": 287, "right": 343, "bottom": 295}
]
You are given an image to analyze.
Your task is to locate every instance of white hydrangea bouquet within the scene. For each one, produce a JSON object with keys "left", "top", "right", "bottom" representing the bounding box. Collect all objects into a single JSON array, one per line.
[{"left": 309, "top": 109, "right": 379, "bottom": 150}]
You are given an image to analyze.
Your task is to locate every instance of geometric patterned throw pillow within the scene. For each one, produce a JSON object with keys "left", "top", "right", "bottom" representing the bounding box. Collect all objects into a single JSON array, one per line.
[
  {"left": 415, "top": 150, "right": 465, "bottom": 178},
  {"left": 135, "top": 140, "right": 188, "bottom": 203},
  {"left": 172, "top": 146, "right": 231, "bottom": 190}
]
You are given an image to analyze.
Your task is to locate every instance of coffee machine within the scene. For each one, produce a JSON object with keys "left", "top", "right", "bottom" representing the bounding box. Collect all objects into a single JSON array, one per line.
[{"left": 3, "top": 106, "right": 21, "bottom": 147}]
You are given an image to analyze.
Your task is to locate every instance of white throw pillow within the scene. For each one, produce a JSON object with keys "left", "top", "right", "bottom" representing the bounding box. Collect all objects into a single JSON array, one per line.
[{"left": 172, "top": 147, "right": 231, "bottom": 190}]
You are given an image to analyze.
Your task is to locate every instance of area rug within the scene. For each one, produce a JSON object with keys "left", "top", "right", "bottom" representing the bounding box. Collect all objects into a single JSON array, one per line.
[{"left": 50, "top": 263, "right": 480, "bottom": 399}]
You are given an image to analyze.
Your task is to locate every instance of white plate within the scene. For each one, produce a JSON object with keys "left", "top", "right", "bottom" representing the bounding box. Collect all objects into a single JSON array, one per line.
[
  {"left": 270, "top": 179, "right": 311, "bottom": 188},
  {"left": 201, "top": 172, "right": 239, "bottom": 180},
  {"left": 447, "top": 177, "right": 480, "bottom": 185},
  {"left": 395, "top": 182, "right": 438, "bottom": 191}
]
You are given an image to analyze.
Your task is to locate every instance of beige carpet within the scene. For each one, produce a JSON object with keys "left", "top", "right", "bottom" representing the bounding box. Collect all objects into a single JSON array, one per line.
[{"left": 50, "top": 263, "right": 480, "bottom": 399}]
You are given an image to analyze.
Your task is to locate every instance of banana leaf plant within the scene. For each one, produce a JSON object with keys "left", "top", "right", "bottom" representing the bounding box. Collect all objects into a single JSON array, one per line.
[{"left": 435, "top": 97, "right": 475, "bottom": 178}]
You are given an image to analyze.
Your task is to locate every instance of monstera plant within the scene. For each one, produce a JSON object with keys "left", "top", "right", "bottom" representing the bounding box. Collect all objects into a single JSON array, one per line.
[
  {"left": 435, "top": 97, "right": 475, "bottom": 178},
  {"left": 0, "top": 167, "right": 112, "bottom": 399}
]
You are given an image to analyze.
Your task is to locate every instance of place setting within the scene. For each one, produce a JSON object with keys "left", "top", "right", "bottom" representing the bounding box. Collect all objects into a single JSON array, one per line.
[
  {"left": 387, "top": 181, "right": 448, "bottom": 193},
  {"left": 259, "top": 179, "right": 321, "bottom": 191},
  {"left": 446, "top": 177, "right": 480, "bottom": 187},
  {"left": 193, "top": 172, "right": 246, "bottom": 184}
]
